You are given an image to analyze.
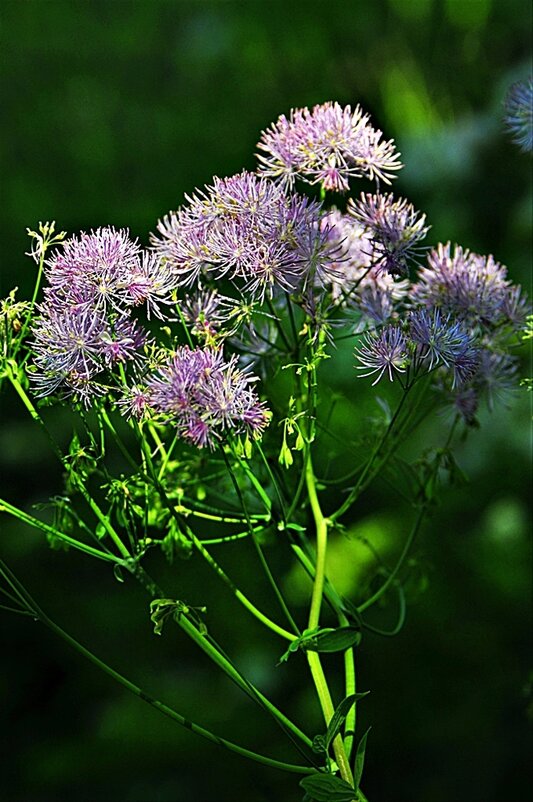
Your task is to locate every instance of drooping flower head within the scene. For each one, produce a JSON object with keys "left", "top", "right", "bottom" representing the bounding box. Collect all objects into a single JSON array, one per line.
[
  {"left": 151, "top": 171, "right": 333, "bottom": 301},
  {"left": 319, "top": 208, "right": 409, "bottom": 323},
  {"left": 146, "top": 346, "right": 270, "bottom": 448},
  {"left": 347, "top": 192, "right": 429, "bottom": 277},
  {"left": 257, "top": 102, "right": 402, "bottom": 191},
  {"left": 504, "top": 77, "right": 533, "bottom": 152}
]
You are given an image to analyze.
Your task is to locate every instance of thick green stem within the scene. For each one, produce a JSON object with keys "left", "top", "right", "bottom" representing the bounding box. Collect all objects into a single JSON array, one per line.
[
  {"left": 339, "top": 611, "right": 356, "bottom": 759},
  {"left": 305, "top": 454, "right": 354, "bottom": 786},
  {"left": 306, "top": 455, "right": 328, "bottom": 633}
]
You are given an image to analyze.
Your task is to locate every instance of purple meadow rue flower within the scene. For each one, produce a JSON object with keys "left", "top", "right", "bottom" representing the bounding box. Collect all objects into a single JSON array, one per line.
[
  {"left": 99, "top": 319, "right": 148, "bottom": 366},
  {"left": 451, "top": 386, "right": 480, "bottom": 425},
  {"left": 474, "top": 349, "right": 519, "bottom": 410},
  {"left": 123, "top": 252, "right": 178, "bottom": 319},
  {"left": 347, "top": 193, "right": 429, "bottom": 277},
  {"left": 32, "top": 306, "right": 105, "bottom": 380},
  {"left": 257, "top": 102, "right": 403, "bottom": 190},
  {"left": 45, "top": 227, "right": 177, "bottom": 318},
  {"left": 151, "top": 172, "right": 332, "bottom": 300},
  {"left": 409, "top": 308, "right": 477, "bottom": 373},
  {"left": 31, "top": 304, "right": 148, "bottom": 403},
  {"left": 319, "top": 208, "right": 409, "bottom": 320},
  {"left": 504, "top": 77, "right": 533, "bottom": 152},
  {"left": 118, "top": 385, "right": 152, "bottom": 420},
  {"left": 355, "top": 325, "right": 409, "bottom": 385},
  {"left": 411, "top": 243, "right": 523, "bottom": 329},
  {"left": 358, "top": 286, "right": 395, "bottom": 325},
  {"left": 181, "top": 287, "right": 240, "bottom": 342},
  {"left": 46, "top": 227, "right": 142, "bottom": 312},
  {"left": 146, "top": 346, "right": 270, "bottom": 448}
]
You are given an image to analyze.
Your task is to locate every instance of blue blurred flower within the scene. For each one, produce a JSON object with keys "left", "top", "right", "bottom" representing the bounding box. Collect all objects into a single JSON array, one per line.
[{"left": 504, "top": 77, "right": 533, "bottom": 152}]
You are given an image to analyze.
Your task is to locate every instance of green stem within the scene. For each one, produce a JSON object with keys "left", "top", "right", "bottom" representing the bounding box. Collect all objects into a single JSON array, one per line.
[
  {"left": 224, "top": 446, "right": 299, "bottom": 636},
  {"left": 340, "top": 611, "right": 356, "bottom": 760},
  {"left": 305, "top": 453, "right": 353, "bottom": 786},
  {"left": 7, "top": 368, "right": 131, "bottom": 560},
  {"left": 29, "top": 602, "right": 313, "bottom": 774},
  {"left": 185, "top": 524, "right": 297, "bottom": 642},
  {"left": 306, "top": 455, "right": 328, "bottom": 633},
  {"left": 133, "top": 428, "right": 296, "bottom": 642},
  {"left": 306, "top": 651, "right": 354, "bottom": 785},
  {"left": 12, "top": 242, "right": 46, "bottom": 364},
  {"left": 0, "top": 498, "right": 117, "bottom": 564},
  {"left": 330, "top": 388, "right": 410, "bottom": 523}
]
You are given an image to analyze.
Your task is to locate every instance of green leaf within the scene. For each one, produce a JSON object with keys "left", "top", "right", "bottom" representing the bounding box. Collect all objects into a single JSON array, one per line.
[
  {"left": 278, "top": 626, "right": 361, "bottom": 664},
  {"left": 299, "top": 773, "right": 357, "bottom": 801},
  {"left": 278, "top": 635, "right": 310, "bottom": 664},
  {"left": 308, "top": 627, "right": 362, "bottom": 654},
  {"left": 325, "top": 693, "right": 370, "bottom": 750},
  {"left": 95, "top": 522, "right": 107, "bottom": 540},
  {"left": 149, "top": 598, "right": 188, "bottom": 636},
  {"left": 354, "top": 727, "right": 371, "bottom": 790}
]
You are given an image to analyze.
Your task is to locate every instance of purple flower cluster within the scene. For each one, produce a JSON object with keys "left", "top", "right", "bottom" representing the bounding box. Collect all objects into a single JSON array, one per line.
[
  {"left": 152, "top": 171, "right": 333, "bottom": 300},
  {"left": 319, "top": 208, "right": 409, "bottom": 323},
  {"left": 257, "top": 102, "right": 402, "bottom": 191},
  {"left": 355, "top": 311, "right": 478, "bottom": 390},
  {"left": 354, "top": 237, "right": 528, "bottom": 423},
  {"left": 411, "top": 243, "right": 527, "bottom": 328},
  {"left": 146, "top": 347, "right": 270, "bottom": 448},
  {"left": 348, "top": 193, "right": 429, "bottom": 277},
  {"left": 504, "top": 77, "right": 533, "bottom": 152},
  {"left": 31, "top": 228, "right": 174, "bottom": 404}
]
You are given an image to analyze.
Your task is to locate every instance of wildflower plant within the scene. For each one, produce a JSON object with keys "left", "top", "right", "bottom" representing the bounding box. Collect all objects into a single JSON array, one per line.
[{"left": 0, "top": 102, "right": 529, "bottom": 802}]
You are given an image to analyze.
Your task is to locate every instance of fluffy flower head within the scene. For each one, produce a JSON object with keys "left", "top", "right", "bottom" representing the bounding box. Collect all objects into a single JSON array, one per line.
[
  {"left": 257, "top": 102, "right": 402, "bottom": 191},
  {"left": 151, "top": 171, "right": 333, "bottom": 300},
  {"left": 146, "top": 346, "right": 270, "bottom": 448}
]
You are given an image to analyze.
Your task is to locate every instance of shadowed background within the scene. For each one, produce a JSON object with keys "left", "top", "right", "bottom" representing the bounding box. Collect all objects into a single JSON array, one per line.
[{"left": 0, "top": 1, "right": 531, "bottom": 801}]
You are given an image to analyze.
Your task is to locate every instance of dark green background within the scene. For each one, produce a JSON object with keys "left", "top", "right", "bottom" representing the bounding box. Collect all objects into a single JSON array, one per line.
[{"left": 0, "top": 2, "right": 531, "bottom": 801}]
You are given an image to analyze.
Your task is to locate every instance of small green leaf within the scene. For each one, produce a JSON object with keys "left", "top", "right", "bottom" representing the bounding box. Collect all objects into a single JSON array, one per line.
[
  {"left": 95, "top": 522, "right": 107, "bottom": 540},
  {"left": 278, "top": 626, "right": 361, "bottom": 664},
  {"left": 354, "top": 727, "right": 371, "bottom": 790},
  {"left": 325, "top": 692, "right": 370, "bottom": 750},
  {"left": 149, "top": 598, "right": 188, "bottom": 636},
  {"left": 299, "top": 773, "right": 357, "bottom": 801},
  {"left": 307, "top": 627, "right": 362, "bottom": 654},
  {"left": 278, "top": 636, "right": 308, "bottom": 664}
]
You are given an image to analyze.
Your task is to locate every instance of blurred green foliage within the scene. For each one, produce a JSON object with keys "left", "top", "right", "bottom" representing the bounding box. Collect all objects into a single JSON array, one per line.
[{"left": 0, "top": 1, "right": 531, "bottom": 801}]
